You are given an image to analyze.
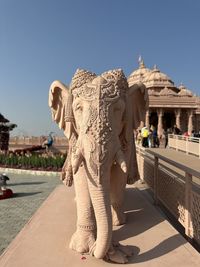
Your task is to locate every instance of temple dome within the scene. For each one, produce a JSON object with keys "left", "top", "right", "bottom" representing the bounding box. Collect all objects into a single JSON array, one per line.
[
  {"left": 143, "top": 65, "right": 175, "bottom": 88},
  {"left": 128, "top": 59, "right": 151, "bottom": 85},
  {"left": 159, "top": 86, "right": 177, "bottom": 96},
  {"left": 148, "top": 89, "right": 159, "bottom": 96},
  {"left": 178, "top": 84, "right": 193, "bottom": 97}
]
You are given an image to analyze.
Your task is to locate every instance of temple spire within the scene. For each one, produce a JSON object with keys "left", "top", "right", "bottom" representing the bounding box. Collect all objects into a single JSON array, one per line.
[
  {"left": 153, "top": 64, "right": 159, "bottom": 71},
  {"left": 138, "top": 55, "right": 145, "bottom": 68}
]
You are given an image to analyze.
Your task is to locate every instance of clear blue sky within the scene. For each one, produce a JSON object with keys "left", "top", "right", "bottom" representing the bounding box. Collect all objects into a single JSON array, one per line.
[{"left": 1, "top": 0, "right": 200, "bottom": 136}]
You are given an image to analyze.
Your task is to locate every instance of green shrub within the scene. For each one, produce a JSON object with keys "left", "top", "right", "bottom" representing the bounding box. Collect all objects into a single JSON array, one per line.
[{"left": 0, "top": 152, "right": 66, "bottom": 171}]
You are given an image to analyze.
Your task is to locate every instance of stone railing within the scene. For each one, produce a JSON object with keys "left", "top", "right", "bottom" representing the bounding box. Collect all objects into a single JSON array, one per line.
[
  {"left": 136, "top": 145, "right": 200, "bottom": 246},
  {"left": 9, "top": 136, "right": 68, "bottom": 153},
  {"left": 168, "top": 134, "right": 200, "bottom": 158}
]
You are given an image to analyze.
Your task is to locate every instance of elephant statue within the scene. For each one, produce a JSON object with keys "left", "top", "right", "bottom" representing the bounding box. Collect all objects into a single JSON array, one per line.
[{"left": 49, "top": 68, "right": 148, "bottom": 263}]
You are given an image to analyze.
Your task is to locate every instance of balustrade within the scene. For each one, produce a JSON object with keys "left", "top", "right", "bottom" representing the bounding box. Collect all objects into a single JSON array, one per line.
[{"left": 136, "top": 145, "right": 200, "bottom": 245}]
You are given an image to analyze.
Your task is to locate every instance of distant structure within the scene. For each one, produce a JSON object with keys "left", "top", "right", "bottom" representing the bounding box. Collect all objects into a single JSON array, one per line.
[
  {"left": 0, "top": 114, "right": 17, "bottom": 151},
  {"left": 128, "top": 57, "right": 200, "bottom": 136}
]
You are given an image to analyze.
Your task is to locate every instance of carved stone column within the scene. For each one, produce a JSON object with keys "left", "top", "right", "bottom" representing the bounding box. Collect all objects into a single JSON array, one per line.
[
  {"left": 145, "top": 110, "right": 150, "bottom": 129},
  {"left": 140, "top": 121, "right": 144, "bottom": 128},
  {"left": 157, "top": 109, "right": 163, "bottom": 137},
  {"left": 188, "top": 110, "right": 194, "bottom": 134},
  {"left": 175, "top": 109, "right": 181, "bottom": 130}
]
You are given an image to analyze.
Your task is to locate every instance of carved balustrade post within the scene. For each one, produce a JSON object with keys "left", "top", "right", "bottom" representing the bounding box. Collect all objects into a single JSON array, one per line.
[
  {"left": 185, "top": 172, "right": 192, "bottom": 237},
  {"left": 154, "top": 156, "right": 159, "bottom": 205}
]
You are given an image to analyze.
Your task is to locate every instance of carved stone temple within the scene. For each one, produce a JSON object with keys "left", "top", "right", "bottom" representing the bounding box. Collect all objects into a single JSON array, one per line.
[{"left": 128, "top": 58, "right": 200, "bottom": 136}]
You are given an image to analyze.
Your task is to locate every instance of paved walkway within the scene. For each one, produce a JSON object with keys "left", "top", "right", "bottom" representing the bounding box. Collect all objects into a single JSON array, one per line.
[
  {"left": 147, "top": 148, "right": 200, "bottom": 177},
  {"left": 0, "top": 183, "right": 199, "bottom": 267},
  {"left": 0, "top": 172, "right": 61, "bottom": 255}
]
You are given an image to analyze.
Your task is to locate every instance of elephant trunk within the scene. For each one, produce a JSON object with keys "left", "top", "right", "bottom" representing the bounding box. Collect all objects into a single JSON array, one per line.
[
  {"left": 78, "top": 134, "right": 127, "bottom": 259},
  {"left": 87, "top": 172, "right": 112, "bottom": 259}
]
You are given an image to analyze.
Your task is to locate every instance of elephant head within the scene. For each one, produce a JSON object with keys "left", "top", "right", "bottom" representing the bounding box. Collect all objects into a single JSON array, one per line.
[{"left": 49, "top": 68, "right": 148, "bottom": 261}]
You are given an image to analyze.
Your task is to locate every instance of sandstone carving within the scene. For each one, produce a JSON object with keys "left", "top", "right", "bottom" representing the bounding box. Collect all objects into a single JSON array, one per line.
[{"left": 49, "top": 68, "right": 148, "bottom": 263}]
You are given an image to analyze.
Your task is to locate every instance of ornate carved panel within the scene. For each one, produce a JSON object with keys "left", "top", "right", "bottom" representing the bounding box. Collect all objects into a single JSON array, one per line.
[
  {"left": 157, "top": 168, "right": 185, "bottom": 225},
  {"left": 191, "top": 191, "right": 200, "bottom": 244}
]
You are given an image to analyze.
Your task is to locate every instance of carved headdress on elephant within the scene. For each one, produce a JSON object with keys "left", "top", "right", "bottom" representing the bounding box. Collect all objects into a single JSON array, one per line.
[{"left": 49, "top": 68, "right": 148, "bottom": 263}]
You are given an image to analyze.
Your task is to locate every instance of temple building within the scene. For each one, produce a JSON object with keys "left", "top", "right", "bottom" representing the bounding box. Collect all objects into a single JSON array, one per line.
[
  {"left": 128, "top": 59, "right": 200, "bottom": 136},
  {"left": 0, "top": 114, "right": 17, "bottom": 151}
]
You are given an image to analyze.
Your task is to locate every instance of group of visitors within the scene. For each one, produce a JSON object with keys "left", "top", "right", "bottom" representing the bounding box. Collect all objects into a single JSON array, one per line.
[
  {"left": 136, "top": 123, "right": 200, "bottom": 149},
  {"left": 136, "top": 126, "right": 160, "bottom": 148},
  {"left": 165, "top": 126, "right": 200, "bottom": 138},
  {"left": 189, "top": 130, "right": 200, "bottom": 138}
]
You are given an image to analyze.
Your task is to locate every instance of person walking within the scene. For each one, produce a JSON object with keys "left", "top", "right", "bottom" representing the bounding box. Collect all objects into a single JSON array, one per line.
[
  {"left": 141, "top": 126, "right": 149, "bottom": 148},
  {"left": 148, "top": 129, "right": 153, "bottom": 148},
  {"left": 173, "top": 125, "right": 181, "bottom": 135},
  {"left": 152, "top": 128, "right": 159, "bottom": 148},
  {"left": 163, "top": 128, "right": 170, "bottom": 148}
]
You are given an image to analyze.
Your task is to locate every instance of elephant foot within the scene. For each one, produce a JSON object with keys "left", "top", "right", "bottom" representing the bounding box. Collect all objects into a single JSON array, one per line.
[
  {"left": 112, "top": 207, "right": 126, "bottom": 226},
  {"left": 113, "top": 241, "right": 134, "bottom": 257},
  {"left": 105, "top": 243, "right": 134, "bottom": 264},
  {"left": 69, "top": 229, "right": 95, "bottom": 254},
  {"left": 106, "top": 249, "right": 128, "bottom": 264}
]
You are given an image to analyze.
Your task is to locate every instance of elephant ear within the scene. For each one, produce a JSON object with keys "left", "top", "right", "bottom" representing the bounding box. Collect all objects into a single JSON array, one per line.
[
  {"left": 128, "top": 82, "right": 149, "bottom": 129},
  {"left": 49, "top": 80, "right": 74, "bottom": 139}
]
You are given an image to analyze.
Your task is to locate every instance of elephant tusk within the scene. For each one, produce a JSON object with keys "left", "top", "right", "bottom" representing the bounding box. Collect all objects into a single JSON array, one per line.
[
  {"left": 72, "top": 149, "right": 83, "bottom": 174},
  {"left": 115, "top": 150, "right": 127, "bottom": 173},
  {"left": 120, "top": 162, "right": 127, "bottom": 174}
]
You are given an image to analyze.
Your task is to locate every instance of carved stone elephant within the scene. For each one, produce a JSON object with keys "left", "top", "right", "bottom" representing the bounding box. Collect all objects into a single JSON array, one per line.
[{"left": 49, "top": 68, "right": 148, "bottom": 263}]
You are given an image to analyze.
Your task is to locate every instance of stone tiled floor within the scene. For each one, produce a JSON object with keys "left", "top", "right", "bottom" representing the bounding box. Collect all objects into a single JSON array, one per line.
[{"left": 0, "top": 173, "right": 61, "bottom": 255}]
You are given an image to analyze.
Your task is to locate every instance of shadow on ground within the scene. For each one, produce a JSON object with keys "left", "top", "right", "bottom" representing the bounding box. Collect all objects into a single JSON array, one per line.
[
  {"left": 113, "top": 187, "right": 187, "bottom": 264},
  {"left": 131, "top": 234, "right": 185, "bottom": 264}
]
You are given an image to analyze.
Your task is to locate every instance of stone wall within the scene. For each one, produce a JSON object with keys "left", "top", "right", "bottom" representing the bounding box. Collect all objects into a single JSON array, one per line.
[{"left": 9, "top": 136, "right": 68, "bottom": 153}]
